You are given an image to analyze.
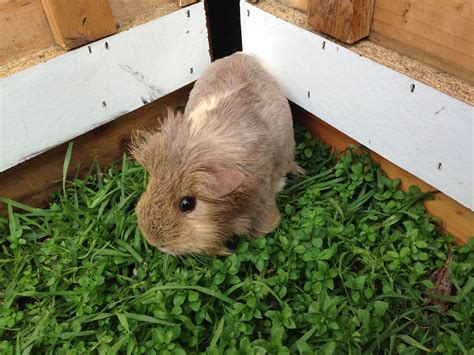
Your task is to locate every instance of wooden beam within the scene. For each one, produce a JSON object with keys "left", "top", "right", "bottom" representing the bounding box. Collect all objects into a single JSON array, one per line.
[
  {"left": 40, "top": 0, "right": 117, "bottom": 49},
  {"left": 293, "top": 104, "right": 474, "bottom": 245},
  {"left": 307, "top": 0, "right": 375, "bottom": 43},
  {"left": 0, "top": 85, "right": 191, "bottom": 213}
]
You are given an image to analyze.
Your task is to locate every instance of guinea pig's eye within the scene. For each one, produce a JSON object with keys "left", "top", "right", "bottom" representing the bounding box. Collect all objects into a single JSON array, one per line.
[{"left": 179, "top": 196, "right": 196, "bottom": 213}]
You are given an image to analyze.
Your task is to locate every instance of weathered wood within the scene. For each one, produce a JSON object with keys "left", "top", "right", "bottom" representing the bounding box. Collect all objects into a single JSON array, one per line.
[
  {"left": 178, "top": 0, "right": 199, "bottom": 7},
  {"left": 40, "top": 0, "right": 117, "bottom": 49},
  {"left": 0, "top": 0, "right": 176, "bottom": 66},
  {"left": 294, "top": 105, "right": 474, "bottom": 245},
  {"left": 307, "top": 0, "right": 375, "bottom": 43},
  {"left": 0, "top": 85, "right": 191, "bottom": 213},
  {"left": 370, "top": 0, "right": 474, "bottom": 84}
]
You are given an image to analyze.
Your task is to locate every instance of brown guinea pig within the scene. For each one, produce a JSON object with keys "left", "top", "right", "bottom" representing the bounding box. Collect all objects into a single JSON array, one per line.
[{"left": 131, "top": 52, "right": 301, "bottom": 256}]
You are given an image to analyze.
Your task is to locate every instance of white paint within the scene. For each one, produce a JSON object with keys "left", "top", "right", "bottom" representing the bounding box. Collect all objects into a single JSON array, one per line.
[
  {"left": 241, "top": 1, "right": 474, "bottom": 210},
  {"left": 0, "top": 2, "right": 210, "bottom": 172}
]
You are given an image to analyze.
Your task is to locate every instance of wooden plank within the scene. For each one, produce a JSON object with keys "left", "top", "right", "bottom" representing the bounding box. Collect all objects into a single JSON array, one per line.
[
  {"left": 294, "top": 105, "right": 473, "bottom": 245},
  {"left": 0, "top": 0, "right": 176, "bottom": 67},
  {"left": 241, "top": 1, "right": 474, "bottom": 210},
  {"left": 40, "top": 0, "right": 117, "bottom": 49},
  {"left": 307, "top": 0, "right": 375, "bottom": 43},
  {"left": 370, "top": 0, "right": 474, "bottom": 84},
  {"left": 0, "top": 85, "right": 191, "bottom": 213},
  {"left": 1, "top": 2, "right": 210, "bottom": 172},
  {"left": 0, "top": 0, "right": 55, "bottom": 66},
  {"left": 178, "top": 0, "right": 199, "bottom": 7}
]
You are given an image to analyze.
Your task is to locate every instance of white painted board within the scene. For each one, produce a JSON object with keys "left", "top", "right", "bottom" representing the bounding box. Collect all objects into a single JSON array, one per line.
[
  {"left": 0, "top": 2, "right": 210, "bottom": 172},
  {"left": 240, "top": 1, "right": 474, "bottom": 211}
]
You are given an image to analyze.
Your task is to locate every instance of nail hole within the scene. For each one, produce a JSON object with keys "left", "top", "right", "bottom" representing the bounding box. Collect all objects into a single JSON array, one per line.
[
  {"left": 190, "top": 68, "right": 194, "bottom": 74},
  {"left": 410, "top": 84, "right": 415, "bottom": 92},
  {"left": 141, "top": 97, "right": 148, "bottom": 105},
  {"left": 88, "top": 46, "right": 92, "bottom": 54},
  {"left": 82, "top": 17, "right": 87, "bottom": 26},
  {"left": 322, "top": 41, "right": 326, "bottom": 49},
  {"left": 307, "top": 91, "right": 311, "bottom": 98},
  {"left": 247, "top": 9, "right": 250, "bottom": 16},
  {"left": 437, "top": 162, "right": 442, "bottom": 170},
  {"left": 186, "top": 10, "right": 190, "bottom": 18},
  {"left": 105, "top": 42, "right": 109, "bottom": 49},
  {"left": 102, "top": 101, "right": 107, "bottom": 108},
  {"left": 186, "top": 30, "right": 189, "bottom": 34}
]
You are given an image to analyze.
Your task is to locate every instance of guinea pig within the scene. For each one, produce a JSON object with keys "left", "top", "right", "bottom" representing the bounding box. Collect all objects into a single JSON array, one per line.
[{"left": 131, "top": 52, "right": 301, "bottom": 256}]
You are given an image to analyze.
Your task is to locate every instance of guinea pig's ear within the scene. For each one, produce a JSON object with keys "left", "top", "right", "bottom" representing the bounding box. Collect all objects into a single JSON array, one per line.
[
  {"left": 129, "top": 130, "right": 157, "bottom": 170},
  {"left": 197, "top": 167, "right": 245, "bottom": 199}
]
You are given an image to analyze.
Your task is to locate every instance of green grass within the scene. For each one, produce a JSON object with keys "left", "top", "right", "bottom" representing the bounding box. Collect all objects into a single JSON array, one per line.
[{"left": 0, "top": 127, "right": 473, "bottom": 354}]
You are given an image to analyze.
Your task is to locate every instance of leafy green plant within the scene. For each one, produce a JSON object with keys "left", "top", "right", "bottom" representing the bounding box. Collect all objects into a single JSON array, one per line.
[{"left": 0, "top": 127, "right": 473, "bottom": 354}]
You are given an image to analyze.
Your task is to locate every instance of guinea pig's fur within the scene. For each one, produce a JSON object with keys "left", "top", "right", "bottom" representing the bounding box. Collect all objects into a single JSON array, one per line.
[{"left": 131, "top": 52, "right": 301, "bottom": 256}]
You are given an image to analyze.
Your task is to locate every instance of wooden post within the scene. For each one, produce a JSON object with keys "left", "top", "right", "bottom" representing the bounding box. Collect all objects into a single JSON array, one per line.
[
  {"left": 41, "top": 0, "right": 117, "bottom": 49},
  {"left": 307, "top": 0, "right": 375, "bottom": 43}
]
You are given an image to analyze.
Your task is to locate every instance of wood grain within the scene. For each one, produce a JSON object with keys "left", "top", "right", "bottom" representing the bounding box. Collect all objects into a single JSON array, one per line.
[
  {"left": 293, "top": 104, "right": 473, "bottom": 245},
  {"left": 272, "top": 0, "right": 474, "bottom": 81},
  {"left": 0, "top": 0, "right": 55, "bottom": 66},
  {"left": 0, "top": 0, "right": 175, "bottom": 66},
  {"left": 307, "top": 0, "right": 375, "bottom": 43},
  {"left": 0, "top": 85, "right": 191, "bottom": 212},
  {"left": 177, "top": 0, "right": 198, "bottom": 7},
  {"left": 40, "top": 0, "right": 117, "bottom": 49},
  {"left": 370, "top": 0, "right": 474, "bottom": 84}
]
